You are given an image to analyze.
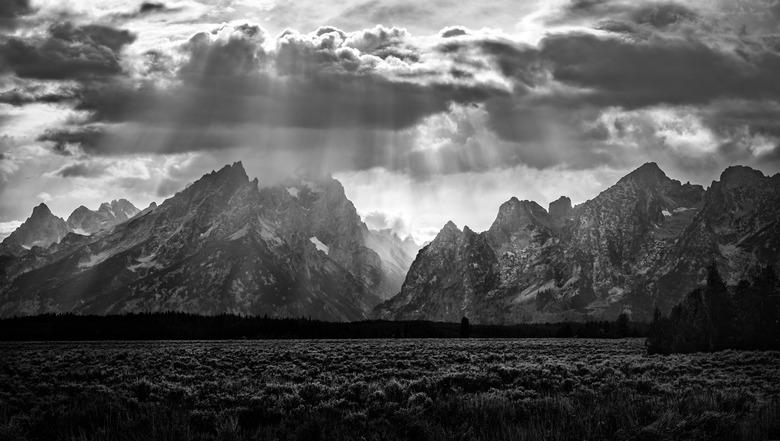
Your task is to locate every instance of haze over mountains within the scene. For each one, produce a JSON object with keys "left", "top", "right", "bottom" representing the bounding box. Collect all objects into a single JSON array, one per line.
[{"left": 0, "top": 162, "right": 777, "bottom": 322}]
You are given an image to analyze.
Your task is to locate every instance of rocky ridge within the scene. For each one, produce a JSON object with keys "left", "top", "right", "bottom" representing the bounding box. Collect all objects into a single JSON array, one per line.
[{"left": 376, "top": 163, "right": 779, "bottom": 323}]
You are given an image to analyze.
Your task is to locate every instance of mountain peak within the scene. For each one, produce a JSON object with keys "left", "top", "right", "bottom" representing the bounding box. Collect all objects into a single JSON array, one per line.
[
  {"left": 549, "top": 196, "right": 572, "bottom": 221},
  {"left": 187, "top": 162, "right": 250, "bottom": 195},
  {"left": 2, "top": 202, "right": 69, "bottom": 250},
  {"left": 619, "top": 162, "right": 668, "bottom": 185},
  {"left": 442, "top": 220, "right": 459, "bottom": 232},
  {"left": 493, "top": 198, "right": 547, "bottom": 225},
  {"left": 32, "top": 203, "right": 52, "bottom": 217},
  {"left": 428, "top": 221, "right": 463, "bottom": 249},
  {"left": 719, "top": 165, "right": 765, "bottom": 188},
  {"left": 214, "top": 161, "right": 247, "bottom": 178}
]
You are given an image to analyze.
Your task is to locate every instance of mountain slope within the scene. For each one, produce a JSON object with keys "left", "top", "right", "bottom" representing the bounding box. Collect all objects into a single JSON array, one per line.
[{"left": 377, "top": 163, "right": 778, "bottom": 323}]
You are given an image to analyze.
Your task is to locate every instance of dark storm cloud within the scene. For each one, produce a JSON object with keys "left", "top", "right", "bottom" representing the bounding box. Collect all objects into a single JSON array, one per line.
[
  {"left": 10, "top": 7, "right": 779, "bottom": 181},
  {"left": 37, "top": 126, "right": 105, "bottom": 155},
  {"left": 0, "top": 85, "right": 77, "bottom": 106},
  {"left": 56, "top": 161, "right": 107, "bottom": 178},
  {"left": 440, "top": 27, "right": 468, "bottom": 38},
  {"left": 700, "top": 100, "right": 780, "bottom": 139},
  {"left": 139, "top": 2, "right": 168, "bottom": 14},
  {"left": 53, "top": 25, "right": 507, "bottom": 155},
  {"left": 111, "top": 1, "right": 183, "bottom": 20},
  {"left": 552, "top": 0, "right": 698, "bottom": 28},
  {"left": 538, "top": 32, "right": 780, "bottom": 109},
  {"left": 0, "top": 22, "right": 135, "bottom": 80},
  {"left": 0, "top": 0, "right": 33, "bottom": 29}
]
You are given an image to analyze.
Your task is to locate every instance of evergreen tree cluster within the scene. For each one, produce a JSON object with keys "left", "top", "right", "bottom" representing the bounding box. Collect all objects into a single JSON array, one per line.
[
  {"left": 647, "top": 263, "right": 780, "bottom": 354},
  {"left": 0, "top": 313, "right": 646, "bottom": 341}
]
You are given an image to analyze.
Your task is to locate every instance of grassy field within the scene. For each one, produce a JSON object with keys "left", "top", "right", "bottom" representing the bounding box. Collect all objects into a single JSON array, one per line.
[{"left": 0, "top": 339, "right": 778, "bottom": 440}]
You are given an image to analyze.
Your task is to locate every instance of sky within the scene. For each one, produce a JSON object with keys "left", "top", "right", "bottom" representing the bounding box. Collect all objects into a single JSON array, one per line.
[{"left": 1, "top": 0, "right": 779, "bottom": 242}]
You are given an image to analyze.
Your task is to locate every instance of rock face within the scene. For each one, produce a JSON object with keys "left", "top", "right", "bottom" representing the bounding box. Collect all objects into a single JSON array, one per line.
[
  {"left": 376, "top": 163, "right": 780, "bottom": 323},
  {"left": 0, "top": 204, "right": 70, "bottom": 253},
  {"left": 0, "top": 163, "right": 418, "bottom": 320},
  {"left": 67, "top": 199, "right": 140, "bottom": 235},
  {"left": 548, "top": 196, "right": 572, "bottom": 226}
]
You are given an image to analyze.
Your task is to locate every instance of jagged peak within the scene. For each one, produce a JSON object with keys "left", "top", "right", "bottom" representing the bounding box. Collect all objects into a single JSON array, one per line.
[
  {"left": 214, "top": 161, "right": 247, "bottom": 178},
  {"left": 280, "top": 173, "right": 342, "bottom": 197},
  {"left": 435, "top": 220, "right": 461, "bottom": 239},
  {"left": 498, "top": 197, "right": 544, "bottom": 212},
  {"left": 618, "top": 162, "right": 668, "bottom": 185},
  {"left": 719, "top": 165, "right": 765, "bottom": 188},
  {"left": 189, "top": 162, "right": 250, "bottom": 191},
  {"left": 495, "top": 197, "right": 547, "bottom": 221},
  {"left": 110, "top": 198, "right": 135, "bottom": 207},
  {"left": 443, "top": 220, "right": 458, "bottom": 230}
]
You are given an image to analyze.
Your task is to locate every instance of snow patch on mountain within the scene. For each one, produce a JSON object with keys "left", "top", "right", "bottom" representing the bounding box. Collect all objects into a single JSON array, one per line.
[
  {"left": 200, "top": 224, "right": 217, "bottom": 238},
  {"left": 128, "top": 254, "right": 160, "bottom": 272},
  {"left": 309, "top": 236, "right": 329, "bottom": 254},
  {"left": 228, "top": 225, "right": 249, "bottom": 241},
  {"left": 78, "top": 251, "right": 112, "bottom": 268}
]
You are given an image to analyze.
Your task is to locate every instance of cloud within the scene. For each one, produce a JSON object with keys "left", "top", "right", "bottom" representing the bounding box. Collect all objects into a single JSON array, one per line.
[
  {"left": 0, "top": 220, "right": 22, "bottom": 240},
  {"left": 55, "top": 161, "right": 107, "bottom": 178},
  {"left": 37, "top": 126, "right": 105, "bottom": 155},
  {"left": 0, "top": 83, "right": 78, "bottom": 106},
  {"left": 538, "top": 32, "right": 780, "bottom": 109},
  {"left": 0, "top": 22, "right": 135, "bottom": 80},
  {"left": 2, "top": 2, "right": 779, "bottom": 191},
  {"left": 550, "top": 0, "right": 699, "bottom": 29},
  {"left": 139, "top": 2, "right": 171, "bottom": 14},
  {"left": 362, "top": 210, "right": 410, "bottom": 236},
  {"left": 50, "top": 24, "right": 507, "bottom": 156},
  {"left": 335, "top": 1, "right": 432, "bottom": 32},
  {"left": 440, "top": 27, "right": 468, "bottom": 38},
  {"left": 0, "top": 0, "right": 33, "bottom": 30}
]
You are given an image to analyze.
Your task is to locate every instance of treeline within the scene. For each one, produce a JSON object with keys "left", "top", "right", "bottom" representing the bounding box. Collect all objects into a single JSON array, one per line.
[
  {"left": 0, "top": 312, "right": 645, "bottom": 341},
  {"left": 647, "top": 264, "right": 780, "bottom": 354}
]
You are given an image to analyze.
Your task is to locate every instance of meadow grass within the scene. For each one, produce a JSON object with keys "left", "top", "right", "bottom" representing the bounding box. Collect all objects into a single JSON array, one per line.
[{"left": 0, "top": 339, "right": 778, "bottom": 440}]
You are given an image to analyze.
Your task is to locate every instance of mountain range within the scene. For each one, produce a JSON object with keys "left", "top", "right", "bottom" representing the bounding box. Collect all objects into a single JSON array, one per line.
[
  {"left": 1, "top": 162, "right": 777, "bottom": 322},
  {"left": 376, "top": 163, "right": 780, "bottom": 323},
  {"left": 0, "top": 163, "right": 418, "bottom": 319},
  {"left": 0, "top": 199, "right": 140, "bottom": 254}
]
